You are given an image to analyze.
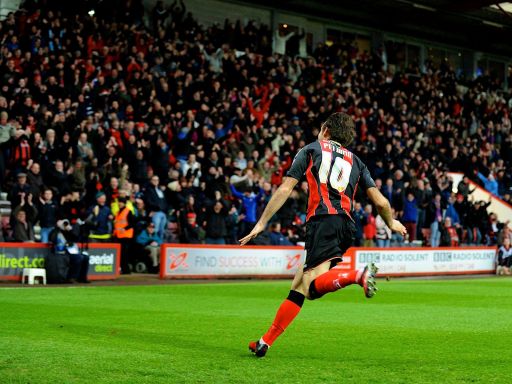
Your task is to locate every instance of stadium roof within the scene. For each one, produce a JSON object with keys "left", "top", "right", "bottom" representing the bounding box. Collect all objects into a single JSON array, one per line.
[{"left": 249, "top": 0, "right": 512, "bottom": 57}]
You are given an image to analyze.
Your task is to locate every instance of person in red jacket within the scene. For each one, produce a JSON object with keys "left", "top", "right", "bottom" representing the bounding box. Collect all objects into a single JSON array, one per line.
[
  {"left": 363, "top": 204, "right": 377, "bottom": 247},
  {"left": 246, "top": 86, "right": 272, "bottom": 129}
]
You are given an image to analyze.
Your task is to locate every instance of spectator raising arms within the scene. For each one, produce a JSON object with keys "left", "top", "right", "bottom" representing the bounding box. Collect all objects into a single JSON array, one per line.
[{"left": 12, "top": 193, "right": 37, "bottom": 242}]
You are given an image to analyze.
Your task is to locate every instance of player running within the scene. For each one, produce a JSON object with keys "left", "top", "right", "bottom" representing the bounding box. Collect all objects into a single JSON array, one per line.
[{"left": 240, "top": 112, "right": 407, "bottom": 357}]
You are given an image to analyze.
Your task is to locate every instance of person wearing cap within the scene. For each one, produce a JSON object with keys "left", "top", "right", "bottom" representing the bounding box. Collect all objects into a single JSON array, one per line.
[
  {"left": 181, "top": 212, "right": 203, "bottom": 244},
  {"left": 113, "top": 196, "right": 136, "bottom": 274},
  {"left": 9, "top": 172, "right": 32, "bottom": 208},
  {"left": 136, "top": 222, "right": 163, "bottom": 273},
  {"left": 229, "top": 167, "right": 249, "bottom": 187},
  {"left": 111, "top": 189, "right": 135, "bottom": 216},
  {"left": 86, "top": 191, "right": 113, "bottom": 242}
]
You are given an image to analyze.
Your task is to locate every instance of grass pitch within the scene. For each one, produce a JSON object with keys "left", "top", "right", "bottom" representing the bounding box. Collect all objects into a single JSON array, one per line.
[{"left": 1, "top": 278, "right": 511, "bottom": 384}]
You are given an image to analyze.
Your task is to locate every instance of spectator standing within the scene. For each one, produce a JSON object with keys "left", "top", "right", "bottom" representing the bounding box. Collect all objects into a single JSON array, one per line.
[
  {"left": 445, "top": 194, "right": 462, "bottom": 240},
  {"left": 152, "top": 0, "right": 170, "bottom": 31},
  {"left": 204, "top": 201, "right": 228, "bottom": 245},
  {"left": 182, "top": 153, "right": 202, "bottom": 187},
  {"left": 390, "top": 208, "right": 405, "bottom": 246},
  {"left": 12, "top": 193, "right": 37, "bottom": 242},
  {"left": 465, "top": 201, "right": 482, "bottom": 245},
  {"left": 353, "top": 202, "right": 365, "bottom": 246},
  {"left": 38, "top": 188, "right": 58, "bottom": 243},
  {"left": 47, "top": 160, "right": 71, "bottom": 196},
  {"left": 27, "top": 162, "right": 44, "bottom": 198},
  {"left": 230, "top": 183, "right": 264, "bottom": 237},
  {"left": 273, "top": 28, "right": 295, "bottom": 55},
  {"left": 474, "top": 199, "right": 492, "bottom": 244},
  {"left": 363, "top": 204, "right": 376, "bottom": 247},
  {"left": 427, "top": 194, "right": 444, "bottom": 247},
  {"left": 457, "top": 177, "right": 475, "bottom": 199},
  {"left": 87, "top": 192, "right": 113, "bottom": 243},
  {"left": 402, "top": 192, "right": 418, "bottom": 242},
  {"left": 113, "top": 197, "right": 136, "bottom": 274},
  {"left": 477, "top": 172, "right": 499, "bottom": 196},
  {"left": 9, "top": 173, "right": 31, "bottom": 209},
  {"left": 60, "top": 190, "right": 85, "bottom": 226},
  {"left": 145, "top": 175, "right": 168, "bottom": 239},
  {"left": 225, "top": 206, "right": 241, "bottom": 244},
  {"left": 0, "top": 111, "right": 13, "bottom": 188},
  {"left": 375, "top": 215, "right": 391, "bottom": 248}
]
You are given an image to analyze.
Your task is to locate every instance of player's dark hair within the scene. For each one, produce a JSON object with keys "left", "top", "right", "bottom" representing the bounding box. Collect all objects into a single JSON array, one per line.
[{"left": 323, "top": 112, "right": 355, "bottom": 147}]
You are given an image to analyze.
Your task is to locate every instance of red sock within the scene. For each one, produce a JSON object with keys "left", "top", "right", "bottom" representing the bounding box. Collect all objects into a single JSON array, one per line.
[
  {"left": 262, "top": 290, "right": 304, "bottom": 346},
  {"left": 312, "top": 267, "right": 363, "bottom": 298}
]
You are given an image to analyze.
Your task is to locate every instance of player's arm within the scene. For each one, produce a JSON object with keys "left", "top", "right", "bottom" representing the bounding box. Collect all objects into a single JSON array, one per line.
[
  {"left": 239, "top": 177, "right": 298, "bottom": 245},
  {"left": 366, "top": 187, "right": 407, "bottom": 236}
]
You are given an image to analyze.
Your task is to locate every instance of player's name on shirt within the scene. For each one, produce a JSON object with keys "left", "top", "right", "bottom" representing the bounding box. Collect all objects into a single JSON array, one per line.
[{"left": 321, "top": 141, "right": 353, "bottom": 159}]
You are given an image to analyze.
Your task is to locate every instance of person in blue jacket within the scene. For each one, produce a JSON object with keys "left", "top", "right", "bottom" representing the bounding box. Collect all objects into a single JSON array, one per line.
[
  {"left": 477, "top": 172, "right": 499, "bottom": 196},
  {"left": 86, "top": 191, "right": 113, "bottom": 242},
  {"left": 230, "top": 183, "right": 264, "bottom": 238},
  {"left": 445, "top": 194, "right": 461, "bottom": 226},
  {"left": 268, "top": 223, "right": 293, "bottom": 246},
  {"left": 136, "top": 222, "right": 163, "bottom": 272}
]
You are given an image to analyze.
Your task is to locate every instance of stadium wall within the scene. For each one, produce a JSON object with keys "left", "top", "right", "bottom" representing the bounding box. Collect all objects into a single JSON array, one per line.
[
  {"left": 143, "top": 0, "right": 326, "bottom": 46},
  {"left": 144, "top": 0, "right": 272, "bottom": 27},
  {"left": 160, "top": 244, "right": 497, "bottom": 279},
  {"left": 0, "top": 0, "right": 21, "bottom": 18}
]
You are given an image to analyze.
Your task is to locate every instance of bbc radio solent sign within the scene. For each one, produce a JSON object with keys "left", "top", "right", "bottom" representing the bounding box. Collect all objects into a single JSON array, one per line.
[{"left": 350, "top": 247, "right": 496, "bottom": 276}]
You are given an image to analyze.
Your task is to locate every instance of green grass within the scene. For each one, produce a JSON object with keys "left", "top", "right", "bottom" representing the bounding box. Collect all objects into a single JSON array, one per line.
[{"left": 1, "top": 278, "right": 511, "bottom": 384}]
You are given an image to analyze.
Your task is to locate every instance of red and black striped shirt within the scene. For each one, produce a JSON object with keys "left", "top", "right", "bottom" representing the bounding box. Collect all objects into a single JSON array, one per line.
[{"left": 286, "top": 140, "right": 376, "bottom": 222}]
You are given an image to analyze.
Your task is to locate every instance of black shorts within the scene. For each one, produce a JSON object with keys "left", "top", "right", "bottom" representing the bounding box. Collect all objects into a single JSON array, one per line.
[{"left": 304, "top": 214, "right": 355, "bottom": 271}]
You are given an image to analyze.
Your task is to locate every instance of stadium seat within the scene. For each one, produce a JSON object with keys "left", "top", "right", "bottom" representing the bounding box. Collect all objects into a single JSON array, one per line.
[{"left": 22, "top": 268, "right": 47, "bottom": 285}]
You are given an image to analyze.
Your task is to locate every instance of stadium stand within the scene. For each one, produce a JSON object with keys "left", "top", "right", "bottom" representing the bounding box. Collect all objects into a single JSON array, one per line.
[{"left": 0, "top": 0, "right": 510, "bottom": 258}]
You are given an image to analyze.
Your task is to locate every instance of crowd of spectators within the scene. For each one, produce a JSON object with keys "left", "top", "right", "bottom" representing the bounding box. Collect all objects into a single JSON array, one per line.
[{"left": 0, "top": 1, "right": 511, "bottom": 272}]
